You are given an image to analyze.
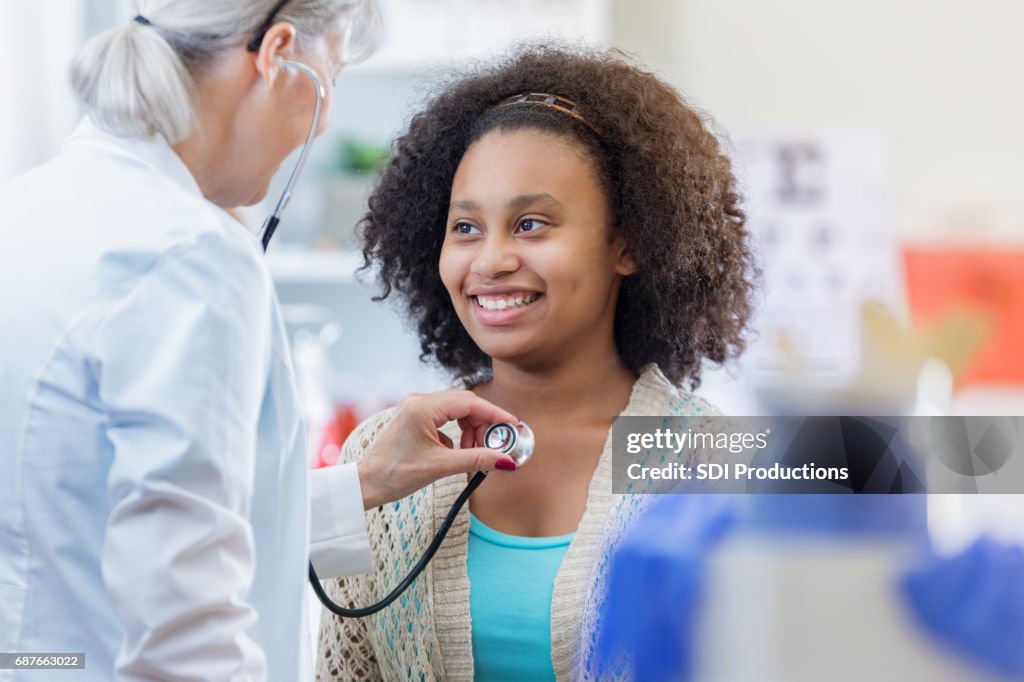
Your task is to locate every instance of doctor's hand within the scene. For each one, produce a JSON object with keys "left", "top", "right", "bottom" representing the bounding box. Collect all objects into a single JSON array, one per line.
[{"left": 356, "top": 390, "right": 519, "bottom": 510}]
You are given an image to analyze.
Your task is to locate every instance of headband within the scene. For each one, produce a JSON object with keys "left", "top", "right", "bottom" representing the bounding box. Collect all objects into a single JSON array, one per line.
[{"left": 497, "top": 92, "right": 603, "bottom": 138}]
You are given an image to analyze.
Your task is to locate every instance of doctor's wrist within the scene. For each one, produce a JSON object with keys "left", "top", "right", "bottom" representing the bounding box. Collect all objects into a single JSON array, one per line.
[{"left": 356, "top": 458, "right": 388, "bottom": 511}]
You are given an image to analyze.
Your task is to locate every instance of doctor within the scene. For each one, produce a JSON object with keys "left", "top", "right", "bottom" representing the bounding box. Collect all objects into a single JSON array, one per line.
[{"left": 0, "top": 1, "right": 519, "bottom": 680}]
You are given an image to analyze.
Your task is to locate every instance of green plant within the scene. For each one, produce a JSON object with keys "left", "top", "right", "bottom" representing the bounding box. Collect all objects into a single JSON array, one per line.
[{"left": 328, "top": 137, "right": 390, "bottom": 175}]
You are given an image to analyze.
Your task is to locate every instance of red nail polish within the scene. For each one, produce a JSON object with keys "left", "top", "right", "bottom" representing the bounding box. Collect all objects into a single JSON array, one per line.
[{"left": 495, "top": 459, "right": 517, "bottom": 472}]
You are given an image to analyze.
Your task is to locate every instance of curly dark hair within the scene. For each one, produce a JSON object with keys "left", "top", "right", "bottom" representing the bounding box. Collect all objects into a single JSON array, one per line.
[{"left": 360, "top": 44, "right": 755, "bottom": 389}]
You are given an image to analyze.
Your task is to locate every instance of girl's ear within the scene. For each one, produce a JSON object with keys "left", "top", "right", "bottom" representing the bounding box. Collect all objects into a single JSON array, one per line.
[{"left": 613, "top": 233, "right": 638, "bottom": 276}]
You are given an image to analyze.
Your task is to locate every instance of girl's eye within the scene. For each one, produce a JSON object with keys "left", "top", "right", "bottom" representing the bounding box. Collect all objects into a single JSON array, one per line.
[
  {"left": 454, "top": 222, "right": 481, "bottom": 235},
  {"left": 516, "top": 218, "right": 546, "bottom": 234}
]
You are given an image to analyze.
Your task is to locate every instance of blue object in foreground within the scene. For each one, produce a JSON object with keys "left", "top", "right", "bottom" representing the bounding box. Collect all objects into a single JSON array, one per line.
[
  {"left": 597, "top": 492, "right": 1024, "bottom": 681},
  {"left": 595, "top": 495, "right": 736, "bottom": 682},
  {"left": 902, "top": 537, "right": 1024, "bottom": 678},
  {"left": 740, "top": 494, "right": 929, "bottom": 537}
]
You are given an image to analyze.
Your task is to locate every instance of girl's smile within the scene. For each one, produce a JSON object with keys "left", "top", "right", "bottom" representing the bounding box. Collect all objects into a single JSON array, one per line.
[{"left": 469, "top": 290, "right": 545, "bottom": 325}]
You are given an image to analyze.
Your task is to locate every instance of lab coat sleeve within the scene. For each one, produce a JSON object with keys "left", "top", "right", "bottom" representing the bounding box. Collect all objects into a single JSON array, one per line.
[
  {"left": 93, "top": 232, "right": 272, "bottom": 681},
  {"left": 308, "top": 463, "right": 373, "bottom": 578}
]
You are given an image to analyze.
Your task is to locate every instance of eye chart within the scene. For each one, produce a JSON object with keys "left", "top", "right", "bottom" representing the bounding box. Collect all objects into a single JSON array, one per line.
[{"left": 730, "top": 129, "right": 900, "bottom": 387}]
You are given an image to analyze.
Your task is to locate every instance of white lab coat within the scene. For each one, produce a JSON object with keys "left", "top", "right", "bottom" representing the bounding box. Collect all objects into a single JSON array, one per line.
[{"left": 0, "top": 119, "right": 371, "bottom": 681}]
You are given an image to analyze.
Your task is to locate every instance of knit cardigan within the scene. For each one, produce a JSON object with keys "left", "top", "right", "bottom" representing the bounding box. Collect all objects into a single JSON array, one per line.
[{"left": 316, "top": 365, "right": 720, "bottom": 681}]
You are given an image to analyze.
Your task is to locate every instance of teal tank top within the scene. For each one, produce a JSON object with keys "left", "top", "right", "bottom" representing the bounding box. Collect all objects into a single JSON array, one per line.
[{"left": 467, "top": 512, "right": 574, "bottom": 681}]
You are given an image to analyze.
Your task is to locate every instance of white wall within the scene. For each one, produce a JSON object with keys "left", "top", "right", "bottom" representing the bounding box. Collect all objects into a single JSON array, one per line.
[
  {"left": 0, "top": 1, "right": 84, "bottom": 185},
  {"left": 611, "top": 0, "right": 1024, "bottom": 239}
]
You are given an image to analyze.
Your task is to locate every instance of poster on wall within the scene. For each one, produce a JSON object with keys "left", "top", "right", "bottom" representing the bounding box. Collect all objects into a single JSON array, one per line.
[{"left": 730, "top": 129, "right": 900, "bottom": 392}]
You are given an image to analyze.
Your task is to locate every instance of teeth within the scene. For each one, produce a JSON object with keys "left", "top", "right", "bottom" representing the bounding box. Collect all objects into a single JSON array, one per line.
[{"left": 474, "top": 294, "right": 539, "bottom": 311}]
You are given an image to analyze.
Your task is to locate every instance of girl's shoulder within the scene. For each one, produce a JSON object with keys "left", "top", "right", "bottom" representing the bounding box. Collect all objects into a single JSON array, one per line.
[
  {"left": 336, "top": 407, "right": 397, "bottom": 465},
  {"left": 340, "top": 406, "right": 451, "bottom": 522},
  {"left": 667, "top": 392, "right": 723, "bottom": 417},
  {"left": 633, "top": 364, "right": 725, "bottom": 418}
]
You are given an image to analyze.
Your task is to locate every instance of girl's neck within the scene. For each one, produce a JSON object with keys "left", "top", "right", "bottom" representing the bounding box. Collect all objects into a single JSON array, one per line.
[{"left": 476, "top": 351, "right": 638, "bottom": 422}]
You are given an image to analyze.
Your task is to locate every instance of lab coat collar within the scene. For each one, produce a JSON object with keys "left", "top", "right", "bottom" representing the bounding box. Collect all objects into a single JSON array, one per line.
[{"left": 68, "top": 117, "right": 205, "bottom": 200}]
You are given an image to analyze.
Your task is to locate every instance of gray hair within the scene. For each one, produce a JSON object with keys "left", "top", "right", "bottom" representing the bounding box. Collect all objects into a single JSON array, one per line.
[{"left": 71, "top": 0, "right": 380, "bottom": 143}]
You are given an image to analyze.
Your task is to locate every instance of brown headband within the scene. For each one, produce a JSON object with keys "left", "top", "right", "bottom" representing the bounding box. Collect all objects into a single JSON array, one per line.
[{"left": 496, "top": 92, "right": 603, "bottom": 139}]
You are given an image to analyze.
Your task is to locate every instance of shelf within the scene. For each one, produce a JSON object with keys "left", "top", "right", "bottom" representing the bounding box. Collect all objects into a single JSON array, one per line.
[{"left": 266, "top": 249, "right": 364, "bottom": 284}]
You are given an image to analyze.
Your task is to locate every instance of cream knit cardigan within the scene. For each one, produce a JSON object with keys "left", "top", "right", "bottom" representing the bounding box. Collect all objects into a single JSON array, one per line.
[{"left": 316, "top": 364, "right": 720, "bottom": 681}]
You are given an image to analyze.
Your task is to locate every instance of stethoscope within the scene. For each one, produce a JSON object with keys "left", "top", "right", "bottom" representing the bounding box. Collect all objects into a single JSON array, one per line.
[
  {"left": 259, "top": 60, "right": 534, "bottom": 618},
  {"left": 258, "top": 57, "right": 324, "bottom": 251},
  {"left": 310, "top": 423, "right": 535, "bottom": 618}
]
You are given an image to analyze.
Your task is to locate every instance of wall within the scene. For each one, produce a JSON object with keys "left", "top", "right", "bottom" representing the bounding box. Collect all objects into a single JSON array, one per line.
[
  {"left": 611, "top": 0, "right": 1024, "bottom": 240},
  {"left": 0, "top": 1, "right": 84, "bottom": 185}
]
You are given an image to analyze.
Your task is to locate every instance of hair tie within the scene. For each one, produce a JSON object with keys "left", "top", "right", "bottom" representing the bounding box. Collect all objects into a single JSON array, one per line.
[{"left": 133, "top": 15, "right": 152, "bottom": 26}]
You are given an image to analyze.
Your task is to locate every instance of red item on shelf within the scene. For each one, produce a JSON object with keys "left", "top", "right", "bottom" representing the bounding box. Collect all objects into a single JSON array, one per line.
[
  {"left": 313, "top": 403, "right": 361, "bottom": 468},
  {"left": 904, "top": 247, "right": 1024, "bottom": 387}
]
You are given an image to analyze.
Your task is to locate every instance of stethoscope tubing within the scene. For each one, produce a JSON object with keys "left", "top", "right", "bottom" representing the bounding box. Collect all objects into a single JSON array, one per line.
[
  {"left": 260, "top": 58, "right": 325, "bottom": 251},
  {"left": 307, "top": 471, "right": 489, "bottom": 618},
  {"left": 307, "top": 425, "right": 533, "bottom": 617}
]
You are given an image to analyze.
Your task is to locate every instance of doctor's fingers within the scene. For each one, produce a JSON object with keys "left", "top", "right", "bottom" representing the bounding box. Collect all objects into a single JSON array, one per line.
[
  {"left": 458, "top": 423, "right": 491, "bottom": 450},
  {"left": 432, "top": 446, "right": 517, "bottom": 478},
  {"left": 397, "top": 389, "right": 517, "bottom": 429}
]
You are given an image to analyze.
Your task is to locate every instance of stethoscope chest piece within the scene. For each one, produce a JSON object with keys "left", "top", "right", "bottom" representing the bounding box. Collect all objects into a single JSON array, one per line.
[{"left": 484, "top": 421, "right": 535, "bottom": 468}]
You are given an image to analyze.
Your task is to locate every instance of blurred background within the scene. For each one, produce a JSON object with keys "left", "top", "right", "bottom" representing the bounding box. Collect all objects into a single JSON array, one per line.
[
  {"left": 3, "top": 0, "right": 1022, "bottom": 500},
  {"left": 4, "top": 0, "right": 1019, "bottom": 477},
  {"left": 4, "top": 1, "right": 1019, "bottom": 425},
  {"left": 4, "top": 3, "right": 1023, "bottom": 676}
]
